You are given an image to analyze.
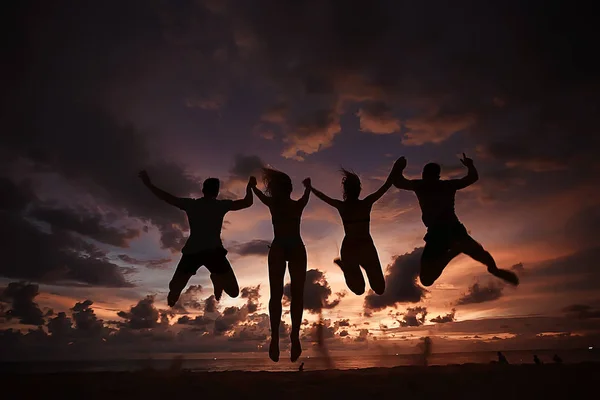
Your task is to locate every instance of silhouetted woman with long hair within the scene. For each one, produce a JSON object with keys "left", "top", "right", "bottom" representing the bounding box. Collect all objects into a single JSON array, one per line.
[
  {"left": 251, "top": 168, "right": 311, "bottom": 362},
  {"left": 307, "top": 159, "right": 402, "bottom": 295}
]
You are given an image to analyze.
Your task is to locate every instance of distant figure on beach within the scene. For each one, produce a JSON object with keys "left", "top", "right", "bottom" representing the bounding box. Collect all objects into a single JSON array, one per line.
[
  {"left": 139, "top": 171, "right": 255, "bottom": 306},
  {"left": 418, "top": 336, "right": 433, "bottom": 366},
  {"left": 298, "top": 362, "right": 304, "bottom": 372},
  {"left": 393, "top": 154, "right": 520, "bottom": 287},
  {"left": 553, "top": 354, "right": 563, "bottom": 364},
  {"left": 307, "top": 159, "right": 403, "bottom": 295},
  {"left": 314, "top": 311, "right": 335, "bottom": 369},
  {"left": 497, "top": 351, "right": 509, "bottom": 364},
  {"left": 251, "top": 168, "right": 311, "bottom": 363},
  {"left": 534, "top": 355, "right": 543, "bottom": 365}
]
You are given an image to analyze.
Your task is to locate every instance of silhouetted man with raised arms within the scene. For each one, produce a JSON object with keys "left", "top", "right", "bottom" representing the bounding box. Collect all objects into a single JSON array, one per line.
[
  {"left": 139, "top": 171, "right": 256, "bottom": 306},
  {"left": 393, "top": 154, "right": 519, "bottom": 287}
]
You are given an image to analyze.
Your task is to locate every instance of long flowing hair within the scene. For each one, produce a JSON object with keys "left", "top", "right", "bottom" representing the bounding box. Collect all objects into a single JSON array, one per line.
[
  {"left": 340, "top": 168, "right": 361, "bottom": 201},
  {"left": 262, "top": 167, "right": 293, "bottom": 198}
]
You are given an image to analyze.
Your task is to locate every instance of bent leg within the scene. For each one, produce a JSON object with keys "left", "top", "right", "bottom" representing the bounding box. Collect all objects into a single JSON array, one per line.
[
  {"left": 168, "top": 255, "right": 198, "bottom": 307},
  {"left": 420, "top": 241, "right": 460, "bottom": 287},
  {"left": 459, "top": 236, "right": 519, "bottom": 286},
  {"left": 337, "top": 237, "right": 366, "bottom": 295},
  {"left": 206, "top": 256, "right": 240, "bottom": 300},
  {"left": 360, "top": 240, "right": 386, "bottom": 295},
  {"left": 288, "top": 245, "right": 307, "bottom": 362},
  {"left": 268, "top": 245, "right": 287, "bottom": 362}
]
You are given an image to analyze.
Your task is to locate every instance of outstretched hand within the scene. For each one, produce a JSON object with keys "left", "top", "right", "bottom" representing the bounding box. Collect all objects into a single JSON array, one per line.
[
  {"left": 302, "top": 177, "right": 311, "bottom": 188},
  {"left": 394, "top": 156, "right": 407, "bottom": 171},
  {"left": 248, "top": 176, "right": 257, "bottom": 187},
  {"left": 460, "top": 153, "right": 474, "bottom": 167},
  {"left": 138, "top": 170, "right": 151, "bottom": 186}
]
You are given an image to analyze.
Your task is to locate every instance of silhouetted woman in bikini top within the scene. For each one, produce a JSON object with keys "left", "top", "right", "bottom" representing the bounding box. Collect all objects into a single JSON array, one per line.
[
  {"left": 251, "top": 168, "right": 310, "bottom": 363},
  {"left": 308, "top": 159, "right": 402, "bottom": 295}
]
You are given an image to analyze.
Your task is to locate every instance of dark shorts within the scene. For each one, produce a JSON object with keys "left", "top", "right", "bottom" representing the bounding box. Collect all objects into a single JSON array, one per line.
[
  {"left": 423, "top": 223, "right": 469, "bottom": 248},
  {"left": 176, "top": 247, "right": 231, "bottom": 275}
]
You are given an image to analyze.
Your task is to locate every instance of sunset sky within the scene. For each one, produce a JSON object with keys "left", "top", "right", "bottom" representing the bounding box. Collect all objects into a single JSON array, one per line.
[{"left": 1, "top": 0, "right": 599, "bottom": 361}]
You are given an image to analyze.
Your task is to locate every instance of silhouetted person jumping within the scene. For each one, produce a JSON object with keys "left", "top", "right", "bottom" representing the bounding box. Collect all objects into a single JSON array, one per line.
[
  {"left": 307, "top": 159, "right": 403, "bottom": 295},
  {"left": 251, "top": 168, "right": 311, "bottom": 363},
  {"left": 393, "top": 154, "right": 519, "bottom": 287},
  {"left": 139, "top": 171, "right": 255, "bottom": 306}
]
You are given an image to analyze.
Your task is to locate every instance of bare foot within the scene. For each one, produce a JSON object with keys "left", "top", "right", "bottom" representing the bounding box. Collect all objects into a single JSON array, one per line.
[
  {"left": 211, "top": 274, "right": 224, "bottom": 301},
  {"left": 167, "top": 291, "right": 180, "bottom": 307},
  {"left": 490, "top": 268, "right": 519, "bottom": 286},
  {"left": 269, "top": 337, "right": 280, "bottom": 362},
  {"left": 290, "top": 335, "right": 302, "bottom": 362}
]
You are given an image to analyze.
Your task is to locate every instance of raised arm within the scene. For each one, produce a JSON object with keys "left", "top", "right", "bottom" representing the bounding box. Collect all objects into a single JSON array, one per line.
[
  {"left": 298, "top": 178, "right": 312, "bottom": 208},
  {"left": 364, "top": 164, "right": 396, "bottom": 204},
  {"left": 449, "top": 153, "right": 479, "bottom": 190},
  {"left": 251, "top": 185, "right": 271, "bottom": 207},
  {"left": 230, "top": 176, "right": 255, "bottom": 211},
  {"left": 391, "top": 156, "right": 416, "bottom": 191},
  {"left": 138, "top": 170, "right": 189, "bottom": 210},
  {"left": 309, "top": 183, "right": 342, "bottom": 209}
]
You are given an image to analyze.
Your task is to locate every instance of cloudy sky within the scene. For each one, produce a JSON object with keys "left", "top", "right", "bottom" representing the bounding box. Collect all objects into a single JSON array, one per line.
[{"left": 1, "top": 0, "right": 599, "bottom": 360}]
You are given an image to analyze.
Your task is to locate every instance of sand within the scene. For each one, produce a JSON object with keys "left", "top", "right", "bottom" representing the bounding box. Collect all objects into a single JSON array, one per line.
[{"left": 2, "top": 362, "right": 597, "bottom": 399}]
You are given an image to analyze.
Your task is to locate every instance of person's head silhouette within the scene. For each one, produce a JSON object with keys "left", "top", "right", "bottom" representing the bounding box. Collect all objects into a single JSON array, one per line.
[
  {"left": 341, "top": 168, "right": 361, "bottom": 201},
  {"left": 422, "top": 163, "right": 441, "bottom": 181},
  {"left": 263, "top": 168, "right": 293, "bottom": 199},
  {"left": 202, "top": 178, "right": 220, "bottom": 198}
]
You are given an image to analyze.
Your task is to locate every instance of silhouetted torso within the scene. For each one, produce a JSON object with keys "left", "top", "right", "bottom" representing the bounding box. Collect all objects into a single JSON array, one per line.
[
  {"left": 337, "top": 199, "right": 372, "bottom": 237},
  {"left": 268, "top": 198, "right": 304, "bottom": 240},
  {"left": 179, "top": 198, "right": 233, "bottom": 253},
  {"left": 411, "top": 180, "right": 461, "bottom": 228}
]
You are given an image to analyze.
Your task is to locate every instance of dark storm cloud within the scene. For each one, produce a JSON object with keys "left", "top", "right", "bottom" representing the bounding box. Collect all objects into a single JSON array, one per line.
[
  {"left": 241, "top": 285, "right": 261, "bottom": 313},
  {"left": 229, "top": 154, "right": 265, "bottom": 181},
  {"left": 357, "top": 101, "right": 400, "bottom": 134},
  {"left": 71, "top": 300, "right": 105, "bottom": 334},
  {"left": 0, "top": 179, "right": 133, "bottom": 287},
  {"left": 364, "top": 247, "right": 427, "bottom": 312},
  {"left": 431, "top": 308, "right": 456, "bottom": 324},
  {"left": 532, "top": 246, "right": 600, "bottom": 292},
  {"left": 1, "top": 282, "right": 45, "bottom": 326},
  {"left": 117, "top": 296, "right": 161, "bottom": 330},
  {"left": 456, "top": 281, "right": 504, "bottom": 306},
  {"left": 224, "top": 1, "right": 598, "bottom": 161},
  {"left": 283, "top": 269, "right": 344, "bottom": 313},
  {"left": 177, "top": 315, "right": 213, "bottom": 333},
  {"left": 394, "top": 306, "right": 428, "bottom": 328},
  {"left": 175, "top": 285, "right": 204, "bottom": 312},
  {"left": 4, "top": 2, "right": 203, "bottom": 255},
  {"left": 46, "top": 312, "right": 74, "bottom": 339},
  {"left": 229, "top": 240, "right": 271, "bottom": 257},
  {"left": 117, "top": 254, "right": 172, "bottom": 270},
  {"left": 30, "top": 206, "right": 139, "bottom": 248},
  {"left": 204, "top": 295, "right": 218, "bottom": 314},
  {"left": 214, "top": 306, "right": 249, "bottom": 335},
  {"left": 563, "top": 304, "right": 600, "bottom": 320}
]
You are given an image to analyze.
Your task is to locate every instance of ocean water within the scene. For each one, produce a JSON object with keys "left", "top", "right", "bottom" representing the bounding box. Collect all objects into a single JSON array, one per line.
[{"left": 2, "top": 349, "right": 599, "bottom": 373}]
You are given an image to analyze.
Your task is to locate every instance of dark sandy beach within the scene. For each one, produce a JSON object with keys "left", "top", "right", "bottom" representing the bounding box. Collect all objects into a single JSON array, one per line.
[{"left": 2, "top": 362, "right": 597, "bottom": 399}]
